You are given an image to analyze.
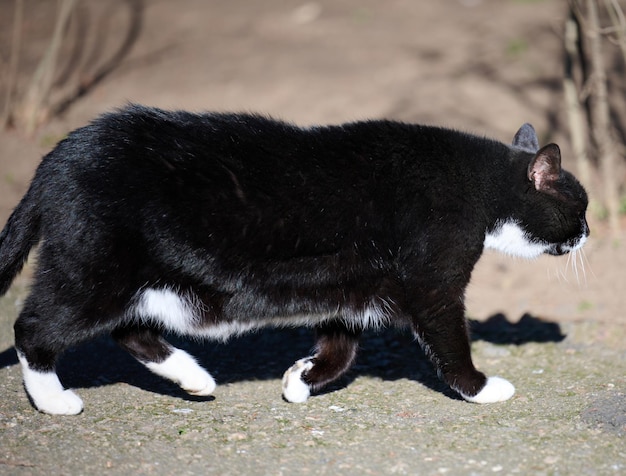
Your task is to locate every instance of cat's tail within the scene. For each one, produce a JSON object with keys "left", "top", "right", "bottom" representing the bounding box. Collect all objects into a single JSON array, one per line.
[{"left": 0, "top": 182, "right": 42, "bottom": 296}]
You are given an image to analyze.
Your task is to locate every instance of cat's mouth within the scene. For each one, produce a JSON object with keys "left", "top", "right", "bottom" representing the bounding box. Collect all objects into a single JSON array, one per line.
[
  {"left": 547, "top": 245, "right": 568, "bottom": 256},
  {"left": 547, "top": 232, "right": 588, "bottom": 256}
]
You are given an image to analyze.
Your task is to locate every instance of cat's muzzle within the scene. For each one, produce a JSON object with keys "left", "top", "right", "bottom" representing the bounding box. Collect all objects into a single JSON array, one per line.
[{"left": 547, "top": 229, "right": 589, "bottom": 256}]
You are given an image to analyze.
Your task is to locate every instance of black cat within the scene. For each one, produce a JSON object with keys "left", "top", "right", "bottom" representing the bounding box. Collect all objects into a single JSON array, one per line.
[{"left": 0, "top": 105, "right": 589, "bottom": 414}]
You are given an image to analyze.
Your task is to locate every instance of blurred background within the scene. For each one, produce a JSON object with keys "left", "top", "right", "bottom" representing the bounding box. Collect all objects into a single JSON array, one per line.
[{"left": 0, "top": 0, "right": 624, "bottom": 328}]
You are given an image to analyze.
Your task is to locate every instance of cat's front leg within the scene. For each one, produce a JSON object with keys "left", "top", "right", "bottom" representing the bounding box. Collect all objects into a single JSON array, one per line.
[
  {"left": 411, "top": 297, "right": 515, "bottom": 404},
  {"left": 460, "top": 376, "right": 516, "bottom": 404},
  {"left": 282, "top": 322, "right": 361, "bottom": 402}
]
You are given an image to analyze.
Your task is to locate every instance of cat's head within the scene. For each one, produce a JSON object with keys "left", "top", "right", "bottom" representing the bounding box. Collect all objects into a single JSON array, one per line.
[{"left": 484, "top": 124, "right": 590, "bottom": 259}]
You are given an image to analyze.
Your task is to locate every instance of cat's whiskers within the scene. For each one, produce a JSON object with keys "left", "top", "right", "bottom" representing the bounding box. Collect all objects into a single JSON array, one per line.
[
  {"left": 553, "top": 257, "right": 570, "bottom": 284},
  {"left": 577, "top": 248, "right": 593, "bottom": 284},
  {"left": 580, "top": 247, "right": 597, "bottom": 281},
  {"left": 547, "top": 265, "right": 562, "bottom": 284},
  {"left": 576, "top": 250, "right": 584, "bottom": 284},
  {"left": 565, "top": 252, "right": 574, "bottom": 282},
  {"left": 548, "top": 245, "right": 592, "bottom": 288},
  {"left": 567, "top": 248, "right": 589, "bottom": 287},
  {"left": 572, "top": 251, "right": 585, "bottom": 286}
]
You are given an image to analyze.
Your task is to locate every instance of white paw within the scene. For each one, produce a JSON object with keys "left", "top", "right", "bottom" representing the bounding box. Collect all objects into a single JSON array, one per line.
[
  {"left": 282, "top": 358, "right": 314, "bottom": 403},
  {"left": 145, "top": 348, "right": 216, "bottom": 396},
  {"left": 462, "top": 376, "right": 515, "bottom": 404},
  {"left": 181, "top": 371, "right": 216, "bottom": 396},
  {"left": 35, "top": 389, "right": 84, "bottom": 415},
  {"left": 18, "top": 353, "right": 84, "bottom": 415}
]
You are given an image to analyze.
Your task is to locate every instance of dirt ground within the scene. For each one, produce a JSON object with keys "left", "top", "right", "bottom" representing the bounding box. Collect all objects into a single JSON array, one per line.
[{"left": 0, "top": 1, "right": 625, "bottom": 475}]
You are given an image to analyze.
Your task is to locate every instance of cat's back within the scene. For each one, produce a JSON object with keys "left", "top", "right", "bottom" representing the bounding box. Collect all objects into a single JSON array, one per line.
[
  {"left": 45, "top": 104, "right": 498, "bottom": 178},
  {"left": 32, "top": 107, "right": 399, "bottom": 249},
  {"left": 49, "top": 105, "right": 355, "bottom": 182},
  {"left": 37, "top": 105, "right": 508, "bottom": 219},
  {"left": 48, "top": 106, "right": 404, "bottom": 203}
]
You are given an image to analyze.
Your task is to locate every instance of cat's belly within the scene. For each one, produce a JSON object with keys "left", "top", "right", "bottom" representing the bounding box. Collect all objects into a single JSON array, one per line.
[{"left": 131, "top": 287, "right": 394, "bottom": 340}]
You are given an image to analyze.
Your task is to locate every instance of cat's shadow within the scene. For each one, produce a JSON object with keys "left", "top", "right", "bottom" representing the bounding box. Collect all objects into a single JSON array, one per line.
[{"left": 0, "top": 313, "right": 565, "bottom": 403}]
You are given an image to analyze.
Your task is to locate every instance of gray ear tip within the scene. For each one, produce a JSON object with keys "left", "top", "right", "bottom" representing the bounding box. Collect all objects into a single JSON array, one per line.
[
  {"left": 517, "top": 123, "right": 536, "bottom": 136},
  {"left": 513, "top": 123, "right": 540, "bottom": 152}
]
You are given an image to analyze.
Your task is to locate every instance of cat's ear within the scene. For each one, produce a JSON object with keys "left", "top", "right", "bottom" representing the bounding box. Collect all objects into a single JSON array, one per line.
[
  {"left": 512, "top": 123, "right": 539, "bottom": 153},
  {"left": 527, "top": 144, "right": 561, "bottom": 192}
]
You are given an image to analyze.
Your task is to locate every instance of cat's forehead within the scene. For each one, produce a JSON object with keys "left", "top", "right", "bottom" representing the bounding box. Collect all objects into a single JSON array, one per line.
[{"left": 558, "top": 170, "right": 588, "bottom": 206}]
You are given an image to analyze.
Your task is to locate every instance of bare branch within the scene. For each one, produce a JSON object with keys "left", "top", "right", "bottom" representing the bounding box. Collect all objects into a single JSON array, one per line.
[
  {"left": 14, "top": 0, "right": 77, "bottom": 135},
  {"left": 586, "top": 0, "right": 621, "bottom": 233},
  {"left": 1, "top": 0, "right": 24, "bottom": 129},
  {"left": 564, "top": 8, "right": 592, "bottom": 187},
  {"left": 604, "top": 0, "right": 626, "bottom": 66}
]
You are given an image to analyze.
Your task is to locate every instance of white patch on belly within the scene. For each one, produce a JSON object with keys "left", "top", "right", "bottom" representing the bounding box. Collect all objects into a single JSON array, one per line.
[
  {"left": 134, "top": 287, "right": 198, "bottom": 334},
  {"left": 195, "top": 313, "right": 340, "bottom": 341},
  {"left": 196, "top": 320, "right": 265, "bottom": 340},
  {"left": 133, "top": 288, "right": 393, "bottom": 341},
  {"left": 484, "top": 221, "right": 549, "bottom": 258},
  {"left": 346, "top": 299, "right": 393, "bottom": 330}
]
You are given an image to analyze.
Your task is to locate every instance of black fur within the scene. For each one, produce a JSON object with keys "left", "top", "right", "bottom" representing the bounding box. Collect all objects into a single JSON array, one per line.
[{"left": 0, "top": 105, "right": 589, "bottom": 406}]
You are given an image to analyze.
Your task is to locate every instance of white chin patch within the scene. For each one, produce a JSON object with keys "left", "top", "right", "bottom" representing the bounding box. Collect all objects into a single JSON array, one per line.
[
  {"left": 484, "top": 221, "right": 549, "bottom": 259},
  {"left": 564, "top": 231, "right": 588, "bottom": 253}
]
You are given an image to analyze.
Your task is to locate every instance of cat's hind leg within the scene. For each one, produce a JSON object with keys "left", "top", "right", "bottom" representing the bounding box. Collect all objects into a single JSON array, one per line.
[
  {"left": 16, "top": 350, "right": 84, "bottom": 415},
  {"left": 282, "top": 322, "right": 361, "bottom": 403},
  {"left": 112, "top": 325, "right": 216, "bottom": 396},
  {"left": 14, "top": 307, "right": 85, "bottom": 415}
]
